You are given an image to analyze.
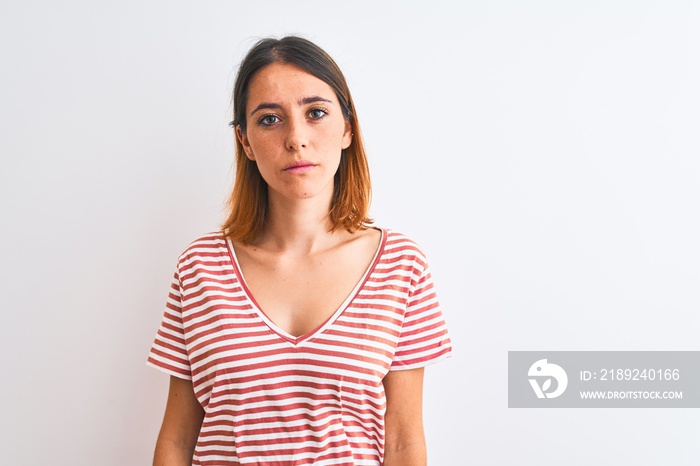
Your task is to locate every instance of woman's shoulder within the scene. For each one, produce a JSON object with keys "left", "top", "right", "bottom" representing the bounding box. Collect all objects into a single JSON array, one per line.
[
  {"left": 379, "top": 227, "right": 430, "bottom": 267},
  {"left": 382, "top": 228, "right": 426, "bottom": 251},
  {"left": 175, "top": 231, "right": 230, "bottom": 264}
]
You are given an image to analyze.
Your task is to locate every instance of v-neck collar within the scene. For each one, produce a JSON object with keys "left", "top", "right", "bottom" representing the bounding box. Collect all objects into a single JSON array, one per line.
[{"left": 225, "top": 228, "right": 387, "bottom": 347}]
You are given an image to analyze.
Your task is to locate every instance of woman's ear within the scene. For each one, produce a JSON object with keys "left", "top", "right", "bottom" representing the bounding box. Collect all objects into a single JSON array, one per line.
[
  {"left": 341, "top": 120, "right": 352, "bottom": 150},
  {"left": 236, "top": 125, "right": 255, "bottom": 161}
]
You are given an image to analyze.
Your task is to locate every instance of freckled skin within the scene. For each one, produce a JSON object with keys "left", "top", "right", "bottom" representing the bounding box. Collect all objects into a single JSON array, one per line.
[{"left": 236, "top": 62, "right": 352, "bottom": 205}]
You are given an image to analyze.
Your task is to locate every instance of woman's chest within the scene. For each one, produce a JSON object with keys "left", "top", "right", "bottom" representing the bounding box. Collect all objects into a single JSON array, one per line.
[
  {"left": 245, "top": 259, "right": 369, "bottom": 338},
  {"left": 180, "top": 275, "right": 406, "bottom": 385},
  {"left": 234, "top": 234, "right": 382, "bottom": 339}
]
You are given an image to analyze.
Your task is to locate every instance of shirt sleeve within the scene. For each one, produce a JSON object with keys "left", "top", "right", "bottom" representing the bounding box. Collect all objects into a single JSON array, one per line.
[
  {"left": 146, "top": 268, "right": 192, "bottom": 380},
  {"left": 390, "top": 265, "right": 453, "bottom": 371}
]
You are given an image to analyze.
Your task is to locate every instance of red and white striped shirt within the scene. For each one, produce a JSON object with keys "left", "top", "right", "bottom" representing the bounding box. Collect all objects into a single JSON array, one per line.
[{"left": 148, "top": 229, "right": 452, "bottom": 465}]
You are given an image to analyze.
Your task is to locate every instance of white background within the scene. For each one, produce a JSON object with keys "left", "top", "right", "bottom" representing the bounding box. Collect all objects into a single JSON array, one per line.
[{"left": 1, "top": 1, "right": 698, "bottom": 464}]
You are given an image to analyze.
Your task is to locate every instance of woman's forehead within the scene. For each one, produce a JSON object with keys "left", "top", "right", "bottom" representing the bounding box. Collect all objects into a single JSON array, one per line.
[{"left": 247, "top": 62, "right": 338, "bottom": 105}]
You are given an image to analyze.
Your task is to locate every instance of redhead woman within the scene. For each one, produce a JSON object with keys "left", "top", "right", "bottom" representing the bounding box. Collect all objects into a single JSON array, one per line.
[{"left": 148, "top": 36, "right": 452, "bottom": 466}]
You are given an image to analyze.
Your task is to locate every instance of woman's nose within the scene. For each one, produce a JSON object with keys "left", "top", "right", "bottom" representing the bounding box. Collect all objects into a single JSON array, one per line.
[{"left": 285, "top": 116, "right": 308, "bottom": 151}]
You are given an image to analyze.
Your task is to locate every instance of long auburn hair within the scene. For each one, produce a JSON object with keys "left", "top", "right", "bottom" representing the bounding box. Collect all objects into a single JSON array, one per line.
[{"left": 222, "top": 36, "right": 372, "bottom": 244}]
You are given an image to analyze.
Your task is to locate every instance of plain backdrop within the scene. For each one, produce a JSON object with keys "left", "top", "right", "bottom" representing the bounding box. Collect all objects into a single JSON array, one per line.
[{"left": 1, "top": 1, "right": 698, "bottom": 464}]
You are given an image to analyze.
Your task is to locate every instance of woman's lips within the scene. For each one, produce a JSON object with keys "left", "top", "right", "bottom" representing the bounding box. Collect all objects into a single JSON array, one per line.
[{"left": 283, "top": 161, "right": 316, "bottom": 174}]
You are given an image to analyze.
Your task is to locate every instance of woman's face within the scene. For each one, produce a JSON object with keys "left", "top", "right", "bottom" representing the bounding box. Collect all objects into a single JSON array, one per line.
[{"left": 237, "top": 62, "right": 352, "bottom": 203}]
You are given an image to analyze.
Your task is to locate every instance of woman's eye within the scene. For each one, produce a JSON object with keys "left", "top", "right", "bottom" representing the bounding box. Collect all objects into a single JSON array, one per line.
[
  {"left": 258, "top": 114, "right": 280, "bottom": 126},
  {"left": 308, "top": 108, "right": 328, "bottom": 120}
]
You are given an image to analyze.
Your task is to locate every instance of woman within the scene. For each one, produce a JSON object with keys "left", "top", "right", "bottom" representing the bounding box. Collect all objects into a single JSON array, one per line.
[{"left": 148, "top": 36, "right": 452, "bottom": 466}]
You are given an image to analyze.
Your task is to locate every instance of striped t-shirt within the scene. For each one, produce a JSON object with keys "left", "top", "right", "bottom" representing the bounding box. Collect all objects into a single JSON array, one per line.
[{"left": 147, "top": 229, "right": 452, "bottom": 465}]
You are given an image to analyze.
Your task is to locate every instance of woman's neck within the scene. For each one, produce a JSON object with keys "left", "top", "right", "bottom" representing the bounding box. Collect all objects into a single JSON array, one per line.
[{"left": 257, "top": 190, "right": 342, "bottom": 256}]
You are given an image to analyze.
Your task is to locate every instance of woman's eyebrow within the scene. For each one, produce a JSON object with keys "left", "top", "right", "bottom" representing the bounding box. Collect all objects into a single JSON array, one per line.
[
  {"left": 249, "top": 96, "right": 334, "bottom": 117},
  {"left": 299, "top": 96, "right": 334, "bottom": 106},
  {"left": 249, "top": 103, "right": 282, "bottom": 116}
]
